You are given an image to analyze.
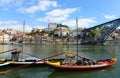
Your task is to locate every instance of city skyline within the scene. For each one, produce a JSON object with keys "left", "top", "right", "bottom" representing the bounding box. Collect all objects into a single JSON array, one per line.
[{"left": 0, "top": 0, "right": 120, "bottom": 32}]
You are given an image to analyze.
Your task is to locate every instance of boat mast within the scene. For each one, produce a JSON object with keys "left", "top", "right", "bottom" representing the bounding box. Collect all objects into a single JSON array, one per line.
[
  {"left": 76, "top": 17, "right": 79, "bottom": 60},
  {"left": 22, "top": 20, "right": 25, "bottom": 60}
]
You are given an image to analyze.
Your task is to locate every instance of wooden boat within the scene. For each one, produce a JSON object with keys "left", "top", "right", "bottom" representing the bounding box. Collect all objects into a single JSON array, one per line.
[
  {"left": 0, "top": 58, "right": 43, "bottom": 65},
  {"left": 0, "top": 48, "right": 65, "bottom": 66},
  {"left": 0, "top": 49, "right": 44, "bottom": 65},
  {"left": 4, "top": 51, "right": 44, "bottom": 65},
  {"left": 11, "top": 59, "right": 44, "bottom": 65},
  {"left": 45, "top": 57, "right": 117, "bottom": 70},
  {"left": 10, "top": 59, "right": 43, "bottom": 65}
]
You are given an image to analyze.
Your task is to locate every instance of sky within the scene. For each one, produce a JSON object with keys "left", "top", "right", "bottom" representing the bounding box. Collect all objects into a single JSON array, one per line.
[{"left": 0, "top": 0, "right": 120, "bottom": 32}]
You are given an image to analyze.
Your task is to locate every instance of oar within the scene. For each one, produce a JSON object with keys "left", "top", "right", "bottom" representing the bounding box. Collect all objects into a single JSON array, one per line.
[
  {"left": 0, "top": 52, "right": 65, "bottom": 75},
  {"left": 0, "top": 48, "right": 17, "bottom": 54}
]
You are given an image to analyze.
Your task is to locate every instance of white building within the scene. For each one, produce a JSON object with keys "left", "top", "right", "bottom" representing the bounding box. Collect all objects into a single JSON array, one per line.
[
  {"left": 0, "top": 33, "right": 13, "bottom": 43},
  {"left": 47, "top": 23, "right": 57, "bottom": 32},
  {"left": 3, "top": 29, "right": 18, "bottom": 35},
  {"left": 48, "top": 23, "right": 57, "bottom": 29},
  {"left": 71, "top": 28, "right": 84, "bottom": 37},
  {"left": 54, "top": 26, "right": 70, "bottom": 37}
]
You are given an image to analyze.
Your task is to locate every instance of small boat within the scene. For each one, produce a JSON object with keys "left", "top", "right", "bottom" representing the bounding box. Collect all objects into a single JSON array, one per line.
[
  {"left": 4, "top": 51, "right": 44, "bottom": 65},
  {"left": 1, "top": 58, "right": 43, "bottom": 66},
  {"left": 10, "top": 59, "right": 43, "bottom": 65},
  {"left": 45, "top": 56, "right": 117, "bottom": 70},
  {"left": 11, "top": 58, "right": 43, "bottom": 65},
  {"left": 0, "top": 49, "right": 44, "bottom": 65}
]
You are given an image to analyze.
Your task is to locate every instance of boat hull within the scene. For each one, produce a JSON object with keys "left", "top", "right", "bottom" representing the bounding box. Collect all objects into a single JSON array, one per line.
[
  {"left": 4, "top": 59, "right": 44, "bottom": 65},
  {"left": 11, "top": 61, "right": 43, "bottom": 65},
  {"left": 50, "top": 64, "right": 110, "bottom": 70},
  {"left": 45, "top": 58, "right": 116, "bottom": 70}
]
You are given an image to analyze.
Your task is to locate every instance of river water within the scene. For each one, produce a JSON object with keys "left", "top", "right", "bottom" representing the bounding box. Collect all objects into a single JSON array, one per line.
[{"left": 0, "top": 44, "right": 119, "bottom": 78}]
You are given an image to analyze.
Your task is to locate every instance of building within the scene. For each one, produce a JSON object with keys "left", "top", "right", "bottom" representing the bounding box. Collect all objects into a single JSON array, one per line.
[
  {"left": 48, "top": 23, "right": 57, "bottom": 29},
  {"left": 71, "top": 28, "right": 84, "bottom": 37},
  {"left": 2, "top": 28, "right": 18, "bottom": 35},
  {"left": 0, "top": 32, "right": 12, "bottom": 43},
  {"left": 54, "top": 26, "right": 70, "bottom": 37},
  {"left": 46, "top": 23, "right": 57, "bottom": 32}
]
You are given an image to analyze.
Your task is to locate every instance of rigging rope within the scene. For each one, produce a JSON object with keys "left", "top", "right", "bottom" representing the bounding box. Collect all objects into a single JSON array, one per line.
[{"left": 22, "top": 52, "right": 39, "bottom": 58}]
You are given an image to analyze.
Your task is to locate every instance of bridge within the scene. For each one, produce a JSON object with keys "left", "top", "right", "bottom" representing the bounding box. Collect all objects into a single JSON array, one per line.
[{"left": 82, "top": 18, "right": 120, "bottom": 44}]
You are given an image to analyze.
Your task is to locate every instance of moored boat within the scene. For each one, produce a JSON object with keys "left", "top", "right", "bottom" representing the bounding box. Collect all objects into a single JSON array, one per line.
[
  {"left": 0, "top": 49, "right": 44, "bottom": 65},
  {"left": 10, "top": 58, "right": 43, "bottom": 65},
  {"left": 7, "top": 51, "right": 44, "bottom": 65},
  {"left": 45, "top": 57, "right": 117, "bottom": 70}
]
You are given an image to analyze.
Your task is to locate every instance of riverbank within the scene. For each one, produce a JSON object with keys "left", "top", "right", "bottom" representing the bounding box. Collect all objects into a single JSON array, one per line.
[
  {"left": 103, "top": 40, "right": 120, "bottom": 45},
  {"left": 0, "top": 40, "right": 120, "bottom": 45}
]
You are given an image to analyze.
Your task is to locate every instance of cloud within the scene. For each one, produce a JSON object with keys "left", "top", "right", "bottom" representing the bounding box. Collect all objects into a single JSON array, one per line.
[
  {"left": 0, "top": 20, "right": 18, "bottom": 25},
  {"left": 46, "top": 8, "right": 77, "bottom": 17},
  {"left": 0, "top": 20, "right": 32, "bottom": 32},
  {"left": 0, "top": 0, "right": 24, "bottom": 7},
  {"left": 103, "top": 14, "right": 116, "bottom": 20},
  {"left": 0, "top": 0, "right": 13, "bottom": 6},
  {"left": 18, "top": 0, "right": 58, "bottom": 14},
  {"left": 37, "top": 8, "right": 77, "bottom": 23},
  {"left": 0, "top": 0, "right": 57, "bottom": 14},
  {"left": 0, "top": 0, "right": 24, "bottom": 11},
  {"left": 62, "top": 18, "right": 97, "bottom": 29}
]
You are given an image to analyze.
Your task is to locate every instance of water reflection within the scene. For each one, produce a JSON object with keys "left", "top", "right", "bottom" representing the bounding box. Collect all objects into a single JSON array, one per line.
[
  {"left": 1, "top": 66, "right": 54, "bottom": 78},
  {"left": 48, "top": 66, "right": 116, "bottom": 78},
  {"left": 0, "top": 66, "right": 116, "bottom": 78}
]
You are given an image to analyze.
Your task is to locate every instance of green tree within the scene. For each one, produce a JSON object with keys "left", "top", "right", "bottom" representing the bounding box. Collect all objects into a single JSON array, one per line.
[
  {"left": 91, "top": 27, "right": 100, "bottom": 41},
  {"left": 48, "top": 31, "right": 54, "bottom": 37}
]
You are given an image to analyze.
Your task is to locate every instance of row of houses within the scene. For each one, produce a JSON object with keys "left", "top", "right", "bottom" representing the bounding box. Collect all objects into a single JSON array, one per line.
[
  {"left": 2, "top": 23, "right": 120, "bottom": 44},
  {"left": 0, "top": 29, "right": 15, "bottom": 43},
  {"left": 0, "top": 23, "right": 84, "bottom": 44}
]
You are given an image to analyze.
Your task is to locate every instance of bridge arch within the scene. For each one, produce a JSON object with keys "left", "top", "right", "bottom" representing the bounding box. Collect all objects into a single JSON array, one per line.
[{"left": 82, "top": 18, "right": 120, "bottom": 44}]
